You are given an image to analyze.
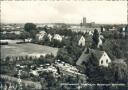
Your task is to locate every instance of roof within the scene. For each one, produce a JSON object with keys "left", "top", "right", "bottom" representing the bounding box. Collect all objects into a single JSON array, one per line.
[
  {"left": 76, "top": 48, "right": 105, "bottom": 66},
  {"left": 76, "top": 48, "right": 89, "bottom": 66},
  {"left": 73, "top": 35, "right": 85, "bottom": 42},
  {"left": 91, "top": 49, "right": 105, "bottom": 61}
]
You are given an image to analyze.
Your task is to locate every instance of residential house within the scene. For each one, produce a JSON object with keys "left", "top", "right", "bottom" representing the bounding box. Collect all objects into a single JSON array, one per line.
[
  {"left": 78, "top": 36, "right": 85, "bottom": 46},
  {"left": 36, "top": 31, "right": 46, "bottom": 41},
  {"left": 25, "top": 38, "right": 32, "bottom": 43},
  {"left": 97, "top": 35, "right": 104, "bottom": 48},
  {"left": 88, "top": 31, "right": 93, "bottom": 35},
  {"left": 47, "top": 34, "right": 52, "bottom": 41},
  {"left": 109, "top": 27, "right": 116, "bottom": 31},
  {"left": 53, "top": 34, "right": 62, "bottom": 42},
  {"left": 76, "top": 48, "right": 111, "bottom": 67},
  {"left": 84, "top": 35, "right": 93, "bottom": 47}
]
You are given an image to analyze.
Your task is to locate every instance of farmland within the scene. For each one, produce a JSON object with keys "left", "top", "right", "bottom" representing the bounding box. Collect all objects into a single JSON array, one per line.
[{"left": 1, "top": 43, "right": 58, "bottom": 59}]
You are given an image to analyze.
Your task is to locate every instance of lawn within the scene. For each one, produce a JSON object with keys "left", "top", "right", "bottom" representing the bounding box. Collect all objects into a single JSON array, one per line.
[{"left": 1, "top": 43, "right": 58, "bottom": 59}]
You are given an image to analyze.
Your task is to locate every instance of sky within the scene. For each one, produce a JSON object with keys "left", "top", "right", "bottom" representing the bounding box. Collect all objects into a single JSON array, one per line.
[{"left": 1, "top": 1, "right": 127, "bottom": 24}]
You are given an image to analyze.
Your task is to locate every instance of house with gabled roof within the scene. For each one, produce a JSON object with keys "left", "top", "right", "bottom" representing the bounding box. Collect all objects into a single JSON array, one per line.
[
  {"left": 76, "top": 48, "right": 111, "bottom": 67},
  {"left": 78, "top": 36, "right": 85, "bottom": 46},
  {"left": 36, "top": 31, "right": 46, "bottom": 41},
  {"left": 53, "top": 34, "right": 62, "bottom": 42},
  {"left": 47, "top": 34, "right": 52, "bottom": 41},
  {"left": 97, "top": 35, "right": 104, "bottom": 48}
]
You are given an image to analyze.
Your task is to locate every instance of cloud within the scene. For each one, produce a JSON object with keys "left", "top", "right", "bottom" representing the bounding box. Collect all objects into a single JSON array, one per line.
[{"left": 1, "top": 1, "right": 127, "bottom": 24}]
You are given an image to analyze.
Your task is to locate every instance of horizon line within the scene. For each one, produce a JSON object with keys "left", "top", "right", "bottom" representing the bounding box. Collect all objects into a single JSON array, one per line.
[{"left": 1, "top": 22, "right": 127, "bottom": 25}]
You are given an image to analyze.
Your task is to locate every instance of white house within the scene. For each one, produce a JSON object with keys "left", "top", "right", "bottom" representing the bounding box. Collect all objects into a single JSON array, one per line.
[
  {"left": 47, "top": 34, "right": 52, "bottom": 41},
  {"left": 13, "top": 30, "right": 21, "bottom": 35},
  {"left": 103, "top": 27, "right": 106, "bottom": 31},
  {"left": 30, "top": 70, "right": 39, "bottom": 76},
  {"left": 109, "top": 27, "right": 116, "bottom": 31},
  {"left": 78, "top": 36, "right": 85, "bottom": 46},
  {"left": 76, "top": 48, "right": 111, "bottom": 67},
  {"left": 36, "top": 31, "right": 46, "bottom": 41},
  {"left": 121, "top": 27, "right": 126, "bottom": 38},
  {"left": 88, "top": 31, "right": 93, "bottom": 35},
  {"left": 98, "top": 51, "right": 111, "bottom": 67},
  {"left": 53, "top": 34, "right": 62, "bottom": 42},
  {"left": 97, "top": 35, "right": 104, "bottom": 48},
  {"left": 122, "top": 27, "right": 125, "bottom": 31},
  {"left": 2, "top": 31, "right": 7, "bottom": 34},
  {"left": 25, "top": 38, "right": 32, "bottom": 42}
]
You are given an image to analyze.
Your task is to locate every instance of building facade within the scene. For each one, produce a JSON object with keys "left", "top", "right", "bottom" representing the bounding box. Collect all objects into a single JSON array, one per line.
[{"left": 78, "top": 36, "right": 85, "bottom": 46}]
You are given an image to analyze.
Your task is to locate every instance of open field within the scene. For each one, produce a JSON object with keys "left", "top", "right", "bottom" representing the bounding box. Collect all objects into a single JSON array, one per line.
[{"left": 1, "top": 43, "right": 58, "bottom": 59}]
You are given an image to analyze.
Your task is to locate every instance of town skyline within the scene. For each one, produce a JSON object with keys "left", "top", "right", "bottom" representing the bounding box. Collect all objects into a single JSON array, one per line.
[{"left": 1, "top": 1, "right": 127, "bottom": 24}]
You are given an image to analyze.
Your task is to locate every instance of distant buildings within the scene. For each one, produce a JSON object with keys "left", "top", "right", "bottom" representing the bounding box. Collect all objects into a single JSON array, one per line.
[
  {"left": 109, "top": 27, "right": 116, "bottom": 31},
  {"left": 0, "top": 29, "right": 22, "bottom": 35},
  {"left": 68, "top": 17, "right": 101, "bottom": 34},
  {"left": 82, "top": 17, "right": 87, "bottom": 26},
  {"left": 1, "top": 24, "right": 23, "bottom": 30},
  {"left": 81, "top": 17, "right": 95, "bottom": 27},
  {"left": 69, "top": 26, "right": 101, "bottom": 34}
]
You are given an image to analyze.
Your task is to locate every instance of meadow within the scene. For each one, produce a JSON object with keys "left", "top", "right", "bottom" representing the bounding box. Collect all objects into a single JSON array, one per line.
[{"left": 1, "top": 43, "right": 58, "bottom": 59}]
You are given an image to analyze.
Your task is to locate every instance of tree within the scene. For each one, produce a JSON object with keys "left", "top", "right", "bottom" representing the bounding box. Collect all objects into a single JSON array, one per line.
[
  {"left": 20, "top": 32, "right": 30, "bottom": 42},
  {"left": 24, "top": 23, "right": 36, "bottom": 32},
  {"left": 110, "top": 61, "right": 128, "bottom": 83},
  {"left": 24, "top": 23, "right": 37, "bottom": 38},
  {"left": 101, "top": 26, "right": 104, "bottom": 33},
  {"left": 92, "top": 29, "right": 99, "bottom": 48}
]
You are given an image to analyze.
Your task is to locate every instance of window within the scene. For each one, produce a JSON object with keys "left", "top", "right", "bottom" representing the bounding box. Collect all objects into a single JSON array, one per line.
[
  {"left": 101, "top": 60, "right": 103, "bottom": 64},
  {"left": 106, "top": 59, "right": 108, "bottom": 63}
]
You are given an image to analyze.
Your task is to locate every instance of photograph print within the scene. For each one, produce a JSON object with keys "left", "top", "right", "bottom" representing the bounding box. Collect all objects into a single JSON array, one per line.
[{"left": 0, "top": 0, "right": 128, "bottom": 90}]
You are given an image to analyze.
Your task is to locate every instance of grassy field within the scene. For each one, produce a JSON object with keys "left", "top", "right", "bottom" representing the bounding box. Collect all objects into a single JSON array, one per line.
[{"left": 1, "top": 43, "right": 58, "bottom": 59}]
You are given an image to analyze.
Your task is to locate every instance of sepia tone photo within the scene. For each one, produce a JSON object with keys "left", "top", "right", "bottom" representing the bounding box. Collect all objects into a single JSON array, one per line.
[{"left": 0, "top": 0, "right": 128, "bottom": 90}]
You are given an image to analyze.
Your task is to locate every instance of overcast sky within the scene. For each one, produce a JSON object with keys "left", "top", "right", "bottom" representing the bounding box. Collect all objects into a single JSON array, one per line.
[{"left": 1, "top": 1, "right": 127, "bottom": 24}]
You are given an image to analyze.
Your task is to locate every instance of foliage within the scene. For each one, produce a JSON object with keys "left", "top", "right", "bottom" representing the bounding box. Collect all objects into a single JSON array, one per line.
[
  {"left": 83, "top": 52, "right": 128, "bottom": 84},
  {"left": 102, "top": 39, "right": 127, "bottom": 59},
  {"left": 109, "top": 61, "right": 128, "bottom": 83},
  {"left": 20, "top": 31, "right": 30, "bottom": 41},
  {"left": 24, "top": 23, "right": 37, "bottom": 38},
  {"left": 24, "top": 23, "right": 36, "bottom": 32},
  {"left": 92, "top": 29, "right": 99, "bottom": 48}
]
